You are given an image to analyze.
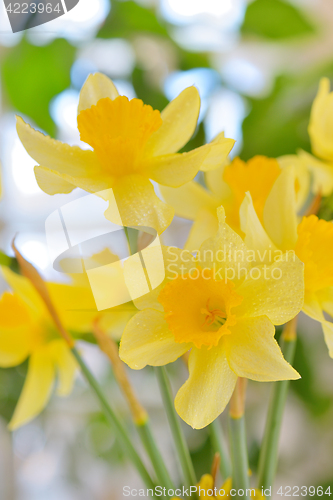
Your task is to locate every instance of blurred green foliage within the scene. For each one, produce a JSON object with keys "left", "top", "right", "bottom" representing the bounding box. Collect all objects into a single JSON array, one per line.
[
  {"left": 241, "top": 0, "right": 315, "bottom": 40},
  {"left": 2, "top": 38, "right": 75, "bottom": 136}
]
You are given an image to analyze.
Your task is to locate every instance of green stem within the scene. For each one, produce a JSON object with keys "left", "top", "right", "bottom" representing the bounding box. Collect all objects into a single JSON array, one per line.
[
  {"left": 229, "top": 415, "right": 250, "bottom": 498},
  {"left": 137, "top": 419, "right": 175, "bottom": 490},
  {"left": 155, "top": 367, "right": 197, "bottom": 491},
  {"left": 209, "top": 419, "right": 232, "bottom": 480},
  {"left": 124, "top": 227, "right": 138, "bottom": 254},
  {"left": 71, "top": 347, "right": 156, "bottom": 491},
  {"left": 257, "top": 333, "right": 297, "bottom": 496}
]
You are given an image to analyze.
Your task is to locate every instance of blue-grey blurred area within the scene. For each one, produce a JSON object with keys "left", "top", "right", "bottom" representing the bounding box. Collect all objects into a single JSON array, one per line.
[{"left": 0, "top": 0, "right": 333, "bottom": 498}]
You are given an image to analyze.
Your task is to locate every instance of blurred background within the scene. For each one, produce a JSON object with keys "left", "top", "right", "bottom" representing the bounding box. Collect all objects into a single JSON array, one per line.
[{"left": 0, "top": 0, "right": 333, "bottom": 498}]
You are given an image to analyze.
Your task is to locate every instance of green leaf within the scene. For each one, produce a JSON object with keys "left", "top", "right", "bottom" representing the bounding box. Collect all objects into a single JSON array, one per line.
[
  {"left": 98, "top": 0, "right": 169, "bottom": 39},
  {"left": 2, "top": 38, "right": 76, "bottom": 136},
  {"left": 0, "top": 250, "right": 19, "bottom": 274},
  {"left": 241, "top": 0, "right": 315, "bottom": 40}
]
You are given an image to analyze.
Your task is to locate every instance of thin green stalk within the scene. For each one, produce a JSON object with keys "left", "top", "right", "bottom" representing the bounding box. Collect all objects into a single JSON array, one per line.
[
  {"left": 229, "top": 415, "right": 250, "bottom": 497},
  {"left": 71, "top": 347, "right": 156, "bottom": 491},
  {"left": 229, "top": 378, "right": 250, "bottom": 499},
  {"left": 257, "top": 320, "right": 297, "bottom": 497},
  {"left": 155, "top": 367, "right": 197, "bottom": 491},
  {"left": 209, "top": 418, "right": 232, "bottom": 480},
  {"left": 137, "top": 420, "right": 175, "bottom": 490},
  {"left": 124, "top": 227, "right": 138, "bottom": 254}
]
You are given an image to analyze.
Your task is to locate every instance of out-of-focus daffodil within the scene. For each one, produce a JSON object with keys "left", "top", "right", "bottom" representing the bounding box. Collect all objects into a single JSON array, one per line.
[
  {"left": 240, "top": 166, "right": 333, "bottom": 357},
  {"left": 0, "top": 247, "right": 137, "bottom": 430},
  {"left": 17, "top": 73, "right": 234, "bottom": 234},
  {"left": 120, "top": 206, "right": 303, "bottom": 429},
  {"left": 0, "top": 267, "right": 94, "bottom": 429},
  {"left": 195, "top": 474, "right": 264, "bottom": 499},
  {"left": 294, "top": 78, "right": 333, "bottom": 197},
  {"left": 160, "top": 155, "right": 305, "bottom": 250}
]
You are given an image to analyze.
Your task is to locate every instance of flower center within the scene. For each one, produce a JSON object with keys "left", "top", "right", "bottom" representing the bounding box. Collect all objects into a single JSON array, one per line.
[
  {"left": 200, "top": 298, "right": 227, "bottom": 329},
  {"left": 223, "top": 156, "right": 281, "bottom": 230},
  {"left": 158, "top": 269, "right": 243, "bottom": 349},
  {"left": 77, "top": 96, "right": 162, "bottom": 176},
  {"left": 295, "top": 215, "right": 333, "bottom": 292}
]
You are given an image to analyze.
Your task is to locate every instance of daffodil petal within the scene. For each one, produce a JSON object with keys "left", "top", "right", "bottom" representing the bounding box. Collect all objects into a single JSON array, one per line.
[
  {"left": 145, "top": 86, "right": 200, "bottom": 157},
  {"left": 278, "top": 154, "right": 311, "bottom": 209},
  {"left": 205, "top": 161, "right": 232, "bottom": 199},
  {"left": 321, "top": 322, "right": 333, "bottom": 358},
  {"left": 16, "top": 116, "right": 103, "bottom": 180},
  {"left": 160, "top": 181, "right": 220, "bottom": 220},
  {"left": 198, "top": 206, "right": 251, "bottom": 284},
  {"left": 0, "top": 292, "right": 34, "bottom": 366},
  {"left": 48, "top": 282, "right": 97, "bottom": 332},
  {"left": 148, "top": 145, "right": 211, "bottom": 188},
  {"left": 9, "top": 346, "right": 55, "bottom": 430},
  {"left": 78, "top": 73, "right": 119, "bottom": 114},
  {"left": 226, "top": 316, "right": 300, "bottom": 381},
  {"left": 239, "top": 192, "right": 276, "bottom": 262},
  {"left": 119, "top": 309, "right": 190, "bottom": 370},
  {"left": 234, "top": 257, "right": 304, "bottom": 325},
  {"left": 1, "top": 267, "right": 43, "bottom": 319},
  {"left": 303, "top": 290, "right": 333, "bottom": 358},
  {"left": 34, "top": 166, "right": 76, "bottom": 195},
  {"left": 298, "top": 150, "right": 333, "bottom": 197},
  {"left": 200, "top": 133, "right": 235, "bottom": 172},
  {"left": 174, "top": 344, "right": 237, "bottom": 429},
  {"left": 109, "top": 175, "right": 174, "bottom": 233},
  {"left": 185, "top": 209, "right": 218, "bottom": 251},
  {"left": 48, "top": 340, "right": 77, "bottom": 396},
  {"left": 263, "top": 166, "right": 298, "bottom": 250}
]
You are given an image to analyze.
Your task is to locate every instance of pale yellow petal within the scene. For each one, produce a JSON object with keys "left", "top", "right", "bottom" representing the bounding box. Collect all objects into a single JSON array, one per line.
[
  {"left": 1, "top": 267, "right": 44, "bottom": 319},
  {"left": 198, "top": 206, "right": 251, "bottom": 284},
  {"left": 199, "top": 133, "right": 235, "bottom": 172},
  {"left": 34, "top": 166, "right": 76, "bottom": 195},
  {"left": 234, "top": 257, "right": 304, "bottom": 325},
  {"left": 278, "top": 154, "right": 311, "bottom": 209},
  {"left": 78, "top": 73, "right": 119, "bottom": 114},
  {"left": 119, "top": 309, "right": 190, "bottom": 369},
  {"left": 205, "top": 160, "right": 232, "bottom": 200},
  {"left": 0, "top": 292, "right": 34, "bottom": 366},
  {"left": 160, "top": 181, "right": 220, "bottom": 220},
  {"left": 225, "top": 317, "right": 300, "bottom": 381},
  {"left": 308, "top": 77, "right": 333, "bottom": 161},
  {"left": 110, "top": 175, "right": 174, "bottom": 234},
  {"left": 47, "top": 282, "right": 97, "bottom": 332},
  {"left": 303, "top": 290, "right": 333, "bottom": 357},
  {"left": 185, "top": 209, "right": 218, "bottom": 252},
  {"left": 17, "top": 117, "right": 106, "bottom": 191},
  {"left": 174, "top": 344, "right": 237, "bottom": 429},
  {"left": 48, "top": 340, "right": 77, "bottom": 396},
  {"left": 9, "top": 347, "right": 55, "bottom": 430},
  {"left": 239, "top": 192, "right": 276, "bottom": 262},
  {"left": 321, "top": 322, "right": 333, "bottom": 358},
  {"left": 145, "top": 86, "right": 200, "bottom": 157},
  {"left": 263, "top": 166, "right": 298, "bottom": 250},
  {"left": 298, "top": 150, "right": 333, "bottom": 197},
  {"left": 147, "top": 144, "right": 211, "bottom": 188}
]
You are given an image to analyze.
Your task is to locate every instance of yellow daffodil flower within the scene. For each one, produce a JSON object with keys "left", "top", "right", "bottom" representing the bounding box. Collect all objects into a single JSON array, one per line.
[
  {"left": 0, "top": 249, "right": 137, "bottom": 429},
  {"left": 119, "top": 206, "right": 303, "bottom": 429},
  {"left": 294, "top": 78, "right": 333, "bottom": 196},
  {"left": 240, "top": 166, "right": 333, "bottom": 357},
  {"left": 16, "top": 73, "right": 234, "bottom": 234},
  {"left": 161, "top": 155, "right": 305, "bottom": 250},
  {"left": 196, "top": 474, "right": 264, "bottom": 499}
]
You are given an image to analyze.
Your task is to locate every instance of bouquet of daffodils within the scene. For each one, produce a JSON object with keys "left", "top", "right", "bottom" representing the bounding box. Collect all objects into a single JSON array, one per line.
[{"left": 1, "top": 73, "right": 333, "bottom": 499}]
